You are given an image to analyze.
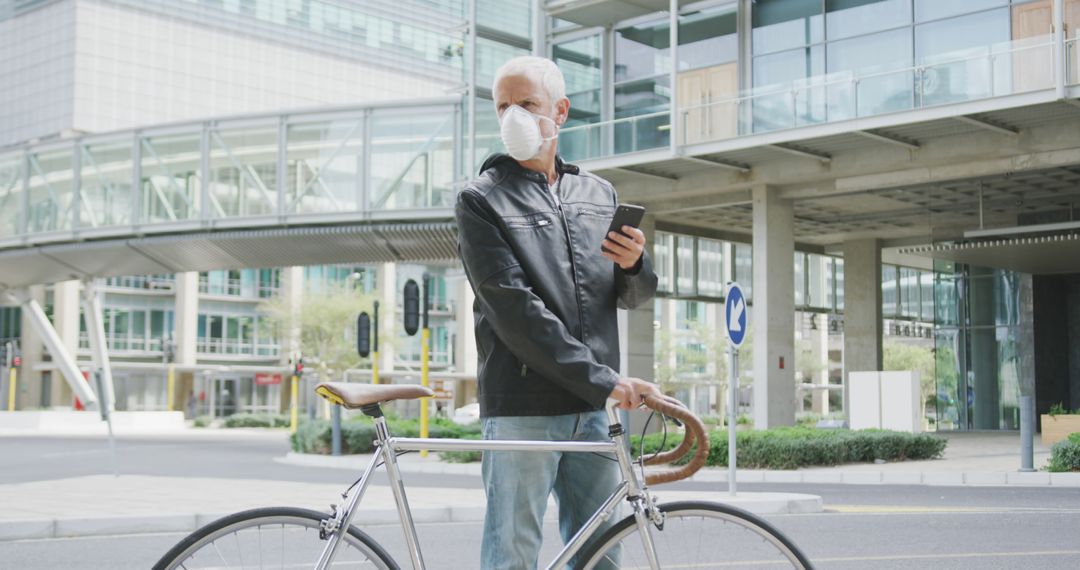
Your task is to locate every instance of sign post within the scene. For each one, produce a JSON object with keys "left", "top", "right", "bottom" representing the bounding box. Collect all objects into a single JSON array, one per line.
[{"left": 725, "top": 282, "right": 748, "bottom": 496}]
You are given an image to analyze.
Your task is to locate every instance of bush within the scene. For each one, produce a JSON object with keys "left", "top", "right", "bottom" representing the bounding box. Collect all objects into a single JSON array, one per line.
[
  {"left": 193, "top": 415, "right": 212, "bottom": 428},
  {"left": 223, "top": 413, "right": 291, "bottom": 429},
  {"left": 291, "top": 414, "right": 483, "bottom": 455},
  {"left": 631, "top": 427, "right": 947, "bottom": 470},
  {"left": 1046, "top": 432, "right": 1080, "bottom": 472}
]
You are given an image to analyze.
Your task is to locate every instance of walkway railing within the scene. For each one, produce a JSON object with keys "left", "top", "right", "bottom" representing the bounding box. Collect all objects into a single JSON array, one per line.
[{"left": 0, "top": 97, "right": 462, "bottom": 249}]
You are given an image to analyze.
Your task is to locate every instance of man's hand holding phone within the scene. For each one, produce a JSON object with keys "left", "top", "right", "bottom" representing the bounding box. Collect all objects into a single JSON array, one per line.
[{"left": 601, "top": 204, "right": 647, "bottom": 271}]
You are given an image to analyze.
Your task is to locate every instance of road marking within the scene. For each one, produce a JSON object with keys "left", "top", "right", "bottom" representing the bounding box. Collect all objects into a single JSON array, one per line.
[
  {"left": 827, "top": 504, "right": 1080, "bottom": 514},
  {"left": 814, "top": 549, "right": 1080, "bottom": 563}
]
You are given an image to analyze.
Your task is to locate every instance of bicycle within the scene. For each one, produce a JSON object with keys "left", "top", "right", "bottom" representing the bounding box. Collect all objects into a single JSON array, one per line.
[{"left": 154, "top": 382, "right": 813, "bottom": 569}]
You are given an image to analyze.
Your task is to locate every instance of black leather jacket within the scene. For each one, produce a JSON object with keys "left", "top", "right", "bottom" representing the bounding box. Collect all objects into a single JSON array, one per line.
[{"left": 455, "top": 154, "right": 658, "bottom": 417}]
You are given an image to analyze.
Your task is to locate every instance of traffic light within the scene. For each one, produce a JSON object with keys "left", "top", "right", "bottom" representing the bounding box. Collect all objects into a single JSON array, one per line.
[
  {"left": 357, "top": 312, "right": 371, "bottom": 357},
  {"left": 403, "top": 279, "right": 419, "bottom": 336},
  {"left": 294, "top": 357, "right": 304, "bottom": 377}
]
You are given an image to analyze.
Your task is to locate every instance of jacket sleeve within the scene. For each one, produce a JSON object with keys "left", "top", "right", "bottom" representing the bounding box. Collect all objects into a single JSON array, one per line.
[
  {"left": 455, "top": 189, "right": 619, "bottom": 407},
  {"left": 615, "top": 249, "right": 658, "bottom": 310}
]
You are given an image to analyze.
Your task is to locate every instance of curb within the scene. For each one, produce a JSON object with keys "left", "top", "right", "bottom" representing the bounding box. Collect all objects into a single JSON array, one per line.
[
  {"left": 0, "top": 493, "right": 821, "bottom": 542},
  {"left": 278, "top": 453, "right": 1080, "bottom": 487}
]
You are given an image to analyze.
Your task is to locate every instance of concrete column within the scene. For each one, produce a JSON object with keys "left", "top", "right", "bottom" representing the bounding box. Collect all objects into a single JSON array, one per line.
[
  {"left": 52, "top": 281, "right": 81, "bottom": 358},
  {"left": 378, "top": 263, "right": 397, "bottom": 373},
  {"left": 454, "top": 278, "right": 477, "bottom": 377},
  {"left": 814, "top": 317, "right": 830, "bottom": 415},
  {"left": 19, "top": 286, "right": 48, "bottom": 406},
  {"left": 453, "top": 277, "right": 476, "bottom": 408},
  {"left": 626, "top": 215, "right": 657, "bottom": 383},
  {"left": 278, "top": 267, "right": 304, "bottom": 364},
  {"left": 842, "top": 238, "right": 882, "bottom": 418},
  {"left": 751, "top": 185, "right": 796, "bottom": 428},
  {"left": 174, "top": 272, "right": 199, "bottom": 367}
]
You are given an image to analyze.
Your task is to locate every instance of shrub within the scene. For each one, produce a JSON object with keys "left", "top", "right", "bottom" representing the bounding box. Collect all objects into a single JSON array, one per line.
[
  {"left": 223, "top": 413, "right": 290, "bottom": 428},
  {"left": 291, "top": 414, "right": 483, "bottom": 455},
  {"left": 193, "top": 415, "right": 212, "bottom": 428},
  {"left": 631, "top": 427, "right": 947, "bottom": 470},
  {"left": 1046, "top": 432, "right": 1080, "bottom": 472}
]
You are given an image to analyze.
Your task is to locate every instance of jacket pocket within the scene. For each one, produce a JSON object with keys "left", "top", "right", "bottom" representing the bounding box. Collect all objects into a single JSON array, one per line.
[{"left": 505, "top": 213, "right": 554, "bottom": 231}]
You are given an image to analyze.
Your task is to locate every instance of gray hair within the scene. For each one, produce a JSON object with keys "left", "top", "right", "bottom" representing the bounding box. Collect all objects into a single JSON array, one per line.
[{"left": 492, "top": 56, "right": 567, "bottom": 103}]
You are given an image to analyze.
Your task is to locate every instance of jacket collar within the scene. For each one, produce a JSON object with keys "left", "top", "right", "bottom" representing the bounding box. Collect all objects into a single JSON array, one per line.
[{"left": 479, "top": 153, "right": 580, "bottom": 180}]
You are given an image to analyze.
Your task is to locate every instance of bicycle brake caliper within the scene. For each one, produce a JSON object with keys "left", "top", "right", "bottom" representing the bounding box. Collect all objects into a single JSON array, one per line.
[
  {"left": 319, "top": 504, "right": 342, "bottom": 540},
  {"left": 644, "top": 493, "right": 665, "bottom": 530}
]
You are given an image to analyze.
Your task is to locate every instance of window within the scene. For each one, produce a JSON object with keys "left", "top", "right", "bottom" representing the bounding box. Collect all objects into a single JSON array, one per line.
[
  {"left": 752, "top": 0, "right": 824, "bottom": 55},
  {"left": 554, "top": 35, "right": 602, "bottom": 160},
  {"left": 679, "top": 4, "right": 738, "bottom": 70},
  {"left": 826, "top": 0, "right": 912, "bottom": 40}
]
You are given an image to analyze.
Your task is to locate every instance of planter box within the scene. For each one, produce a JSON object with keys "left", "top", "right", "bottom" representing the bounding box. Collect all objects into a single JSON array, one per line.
[{"left": 1041, "top": 414, "right": 1080, "bottom": 446}]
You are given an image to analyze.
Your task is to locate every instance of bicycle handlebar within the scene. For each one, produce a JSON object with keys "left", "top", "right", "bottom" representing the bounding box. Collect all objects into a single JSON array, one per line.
[{"left": 638, "top": 394, "right": 710, "bottom": 486}]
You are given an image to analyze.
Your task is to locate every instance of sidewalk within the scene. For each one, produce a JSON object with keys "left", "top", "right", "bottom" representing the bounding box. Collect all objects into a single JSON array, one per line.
[{"left": 280, "top": 431, "right": 1078, "bottom": 487}]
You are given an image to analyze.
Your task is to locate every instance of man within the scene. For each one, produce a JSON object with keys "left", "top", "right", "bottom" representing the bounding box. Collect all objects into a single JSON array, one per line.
[{"left": 454, "top": 56, "right": 660, "bottom": 569}]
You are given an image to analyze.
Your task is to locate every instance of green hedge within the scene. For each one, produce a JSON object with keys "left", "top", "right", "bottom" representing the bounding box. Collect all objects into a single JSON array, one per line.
[
  {"left": 223, "top": 413, "right": 291, "bottom": 428},
  {"left": 290, "top": 415, "right": 482, "bottom": 461},
  {"left": 631, "top": 427, "right": 947, "bottom": 470},
  {"left": 1047, "top": 432, "right": 1080, "bottom": 472}
]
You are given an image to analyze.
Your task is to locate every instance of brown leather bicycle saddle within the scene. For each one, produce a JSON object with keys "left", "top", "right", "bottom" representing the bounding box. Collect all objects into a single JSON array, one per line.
[{"left": 315, "top": 382, "right": 434, "bottom": 409}]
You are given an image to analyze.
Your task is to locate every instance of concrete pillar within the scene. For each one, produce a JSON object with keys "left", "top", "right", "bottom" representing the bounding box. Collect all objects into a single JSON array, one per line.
[
  {"left": 453, "top": 275, "right": 477, "bottom": 408},
  {"left": 19, "top": 286, "right": 48, "bottom": 406},
  {"left": 278, "top": 267, "right": 304, "bottom": 364},
  {"left": 378, "top": 263, "right": 397, "bottom": 373},
  {"left": 174, "top": 272, "right": 199, "bottom": 367},
  {"left": 814, "top": 316, "right": 830, "bottom": 415},
  {"left": 626, "top": 215, "right": 657, "bottom": 387},
  {"left": 751, "top": 185, "right": 796, "bottom": 428},
  {"left": 454, "top": 278, "right": 477, "bottom": 377},
  {"left": 52, "top": 280, "right": 81, "bottom": 358},
  {"left": 842, "top": 238, "right": 882, "bottom": 418}
]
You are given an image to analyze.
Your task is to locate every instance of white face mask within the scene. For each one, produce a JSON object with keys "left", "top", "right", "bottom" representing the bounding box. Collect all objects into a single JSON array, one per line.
[{"left": 499, "top": 105, "right": 559, "bottom": 161}]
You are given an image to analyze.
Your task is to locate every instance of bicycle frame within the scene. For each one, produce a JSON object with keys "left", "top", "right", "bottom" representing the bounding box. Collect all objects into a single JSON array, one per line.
[{"left": 314, "top": 402, "right": 663, "bottom": 570}]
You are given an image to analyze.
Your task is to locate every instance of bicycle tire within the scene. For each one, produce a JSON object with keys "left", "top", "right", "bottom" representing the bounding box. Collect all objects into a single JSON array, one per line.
[
  {"left": 576, "top": 500, "right": 813, "bottom": 570},
  {"left": 153, "top": 506, "right": 399, "bottom": 570}
]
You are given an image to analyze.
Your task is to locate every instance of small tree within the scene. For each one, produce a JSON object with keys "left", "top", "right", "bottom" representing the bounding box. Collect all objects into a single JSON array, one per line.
[{"left": 259, "top": 283, "right": 379, "bottom": 377}]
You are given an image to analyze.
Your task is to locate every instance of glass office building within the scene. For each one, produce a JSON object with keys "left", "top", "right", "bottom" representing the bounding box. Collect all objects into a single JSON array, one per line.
[{"left": 3, "top": 0, "right": 1078, "bottom": 429}]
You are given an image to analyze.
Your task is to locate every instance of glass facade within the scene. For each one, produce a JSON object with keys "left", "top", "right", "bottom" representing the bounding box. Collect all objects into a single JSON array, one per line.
[
  {"left": 552, "top": 0, "right": 1060, "bottom": 158},
  {"left": 934, "top": 263, "right": 1022, "bottom": 431}
]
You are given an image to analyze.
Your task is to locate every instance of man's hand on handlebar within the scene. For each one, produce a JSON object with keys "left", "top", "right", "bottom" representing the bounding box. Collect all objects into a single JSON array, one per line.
[{"left": 609, "top": 376, "right": 661, "bottom": 410}]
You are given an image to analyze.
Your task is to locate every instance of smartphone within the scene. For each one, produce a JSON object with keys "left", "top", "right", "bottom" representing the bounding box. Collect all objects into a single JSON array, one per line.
[{"left": 601, "top": 203, "right": 646, "bottom": 254}]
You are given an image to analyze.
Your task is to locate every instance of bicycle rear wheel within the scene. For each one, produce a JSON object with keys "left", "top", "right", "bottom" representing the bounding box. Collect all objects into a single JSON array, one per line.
[
  {"left": 577, "top": 500, "right": 813, "bottom": 569},
  {"left": 153, "top": 506, "right": 398, "bottom": 570}
]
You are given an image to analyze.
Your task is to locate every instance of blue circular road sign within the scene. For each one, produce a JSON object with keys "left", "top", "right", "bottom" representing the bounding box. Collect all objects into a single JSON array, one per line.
[{"left": 725, "top": 282, "right": 747, "bottom": 348}]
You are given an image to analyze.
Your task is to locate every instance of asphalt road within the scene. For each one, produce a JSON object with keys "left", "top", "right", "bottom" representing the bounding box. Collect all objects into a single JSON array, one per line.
[
  {"left": 3, "top": 433, "right": 1080, "bottom": 569},
  {"left": 3, "top": 507, "right": 1080, "bottom": 569}
]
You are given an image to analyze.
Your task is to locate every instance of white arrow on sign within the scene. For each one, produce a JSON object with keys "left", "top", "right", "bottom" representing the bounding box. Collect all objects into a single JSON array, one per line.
[{"left": 728, "top": 298, "right": 744, "bottom": 332}]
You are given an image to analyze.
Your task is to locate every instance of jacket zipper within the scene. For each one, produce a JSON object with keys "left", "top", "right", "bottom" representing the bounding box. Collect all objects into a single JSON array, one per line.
[{"left": 552, "top": 177, "right": 587, "bottom": 341}]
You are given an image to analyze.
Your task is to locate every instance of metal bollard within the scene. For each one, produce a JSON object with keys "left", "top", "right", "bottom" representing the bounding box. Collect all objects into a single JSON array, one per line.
[
  {"left": 1020, "top": 395, "right": 1035, "bottom": 472},
  {"left": 331, "top": 404, "right": 342, "bottom": 457}
]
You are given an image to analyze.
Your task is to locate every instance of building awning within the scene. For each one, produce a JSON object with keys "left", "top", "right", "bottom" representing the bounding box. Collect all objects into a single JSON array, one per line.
[{"left": 899, "top": 233, "right": 1080, "bottom": 275}]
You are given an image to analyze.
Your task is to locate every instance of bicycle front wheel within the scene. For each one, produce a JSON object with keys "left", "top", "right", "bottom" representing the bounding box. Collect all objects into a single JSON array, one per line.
[
  {"left": 577, "top": 500, "right": 813, "bottom": 570},
  {"left": 153, "top": 507, "right": 398, "bottom": 570}
]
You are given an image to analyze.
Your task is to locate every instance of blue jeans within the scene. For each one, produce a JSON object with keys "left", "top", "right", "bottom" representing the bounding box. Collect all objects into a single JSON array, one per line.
[{"left": 480, "top": 410, "right": 622, "bottom": 570}]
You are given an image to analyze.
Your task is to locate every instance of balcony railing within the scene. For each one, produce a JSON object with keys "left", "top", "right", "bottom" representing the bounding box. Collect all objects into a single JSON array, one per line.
[
  {"left": 196, "top": 337, "right": 280, "bottom": 358},
  {"left": 557, "top": 36, "right": 1063, "bottom": 163},
  {"left": 679, "top": 38, "right": 1054, "bottom": 146},
  {"left": 559, "top": 111, "right": 670, "bottom": 163}
]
